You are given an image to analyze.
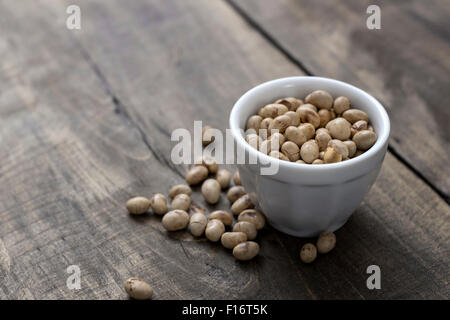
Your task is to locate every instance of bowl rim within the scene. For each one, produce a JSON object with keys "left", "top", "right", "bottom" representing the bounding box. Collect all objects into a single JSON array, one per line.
[{"left": 229, "top": 76, "right": 390, "bottom": 174}]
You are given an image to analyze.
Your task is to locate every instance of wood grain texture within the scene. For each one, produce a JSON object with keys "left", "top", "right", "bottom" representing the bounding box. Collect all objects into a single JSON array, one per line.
[
  {"left": 228, "top": 0, "right": 450, "bottom": 199},
  {"left": 0, "top": 0, "right": 448, "bottom": 299}
]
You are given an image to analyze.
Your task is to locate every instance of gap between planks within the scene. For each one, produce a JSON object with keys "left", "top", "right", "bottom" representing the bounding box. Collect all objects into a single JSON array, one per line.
[{"left": 68, "top": 32, "right": 186, "bottom": 180}]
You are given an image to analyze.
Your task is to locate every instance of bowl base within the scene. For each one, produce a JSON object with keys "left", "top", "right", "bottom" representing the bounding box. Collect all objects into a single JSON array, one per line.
[{"left": 268, "top": 218, "right": 349, "bottom": 238}]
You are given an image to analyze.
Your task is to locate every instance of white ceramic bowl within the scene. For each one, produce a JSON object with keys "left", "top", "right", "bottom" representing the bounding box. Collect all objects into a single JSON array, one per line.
[{"left": 230, "top": 76, "right": 390, "bottom": 237}]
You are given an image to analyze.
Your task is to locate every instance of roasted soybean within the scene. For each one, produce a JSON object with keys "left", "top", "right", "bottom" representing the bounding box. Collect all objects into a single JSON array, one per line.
[
  {"left": 300, "top": 243, "right": 317, "bottom": 263},
  {"left": 162, "top": 210, "right": 189, "bottom": 231},
  {"left": 221, "top": 232, "right": 247, "bottom": 249},
  {"left": 126, "top": 197, "right": 151, "bottom": 215},
  {"left": 124, "top": 278, "right": 153, "bottom": 300},
  {"left": 151, "top": 193, "right": 167, "bottom": 215},
  {"left": 232, "top": 221, "right": 257, "bottom": 240},
  {"left": 227, "top": 186, "right": 246, "bottom": 203},
  {"left": 201, "top": 179, "right": 221, "bottom": 204},
  {"left": 231, "top": 194, "right": 254, "bottom": 215},
  {"left": 205, "top": 219, "right": 225, "bottom": 242},
  {"left": 233, "top": 241, "right": 260, "bottom": 261},
  {"left": 237, "top": 209, "right": 265, "bottom": 230},
  {"left": 189, "top": 213, "right": 208, "bottom": 237},
  {"left": 209, "top": 210, "right": 233, "bottom": 227}
]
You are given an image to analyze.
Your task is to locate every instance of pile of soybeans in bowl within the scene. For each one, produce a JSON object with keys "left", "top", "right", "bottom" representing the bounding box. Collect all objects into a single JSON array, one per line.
[{"left": 245, "top": 90, "right": 377, "bottom": 164}]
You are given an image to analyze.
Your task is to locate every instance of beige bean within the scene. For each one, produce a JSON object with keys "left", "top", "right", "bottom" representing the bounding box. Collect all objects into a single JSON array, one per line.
[
  {"left": 189, "top": 213, "right": 208, "bottom": 237},
  {"left": 209, "top": 210, "right": 233, "bottom": 227},
  {"left": 195, "top": 156, "right": 218, "bottom": 174},
  {"left": 274, "top": 104, "right": 289, "bottom": 115},
  {"left": 305, "top": 90, "right": 333, "bottom": 109},
  {"left": 300, "top": 139, "right": 319, "bottom": 164},
  {"left": 312, "top": 159, "right": 324, "bottom": 164},
  {"left": 315, "top": 130, "right": 332, "bottom": 152},
  {"left": 170, "top": 193, "right": 191, "bottom": 211},
  {"left": 275, "top": 97, "right": 303, "bottom": 111},
  {"left": 319, "top": 151, "right": 325, "bottom": 160},
  {"left": 325, "top": 118, "right": 351, "bottom": 140},
  {"left": 126, "top": 197, "right": 151, "bottom": 215},
  {"left": 162, "top": 210, "right": 189, "bottom": 231},
  {"left": 216, "top": 169, "right": 232, "bottom": 189},
  {"left": 351, "top": 129, "right": 360, "bottom": 138},
  {"left": 351, "top": 120, "right": 368, "bottom": 137},
  {"left": 297, "top": 103, "right": 317, "bottom": 112},
  {"left": 259, "top": 103, "right": 288, "bottom": 118},
  {"left": 281, "top": 141, "right": 300, "bottom": 161},
  {"left": 343, "top": 140, "right": 357, "bottom": 158},
  {"left": 333, "top": 96, "right": 350, "bottom": 114},
  {"left": 323, "top": 147, "right": 342, "bottom": 163},
  {"left": 296, "top": 160, "right": 306, "bottom": 164},
  {"left": 124, "top": 278, "right": 153, "bottom": 300},
  {"left": 246, "top": 115, "right": 263, "bottom": 131},
  {"left": 298, "top": 123, "right": 316, "bottom": 140},
  {"left": 168, "top": 184, "right": 192, "bottom": 199},
  {"left": 233, "top": 241, "right": 260, "bottom": 261},
  {"left": 221, "top": 232, "right": 248, "bottom": 249},
  {"left": 245, "top": 127, "right": 257, "bottom": 135},
  {"left": 258, "top": 139, "right": 271, "bottom": 154},
  {"left": 300, "top": 243, "right": 317, "bottom": 263},
  {"left": 233, "top": 221, "right": 257, "bottom": 240},
  {"left": 233, "top": 170, "right": 242, "bottom": 186},
  {"left": 284, "top": 111, "right": 301, "bottom": 126},
  {"left": 227, "top": 186, "right": 246, "bottom": 203},
  {"left": 202, "top": 126, "right": 215, "bottom": 146},
  {"left": 285, "top": 126, "right": 306, "bottom": 147},
  {"left": 318, "top": 109, "right": 332, "bottom": 127},
  {"left": 296, "top": 106, "right": 320, "bottom": 128},
  {"left": 316, "top": 232, "right": 336, "bottom": 254},
  {"left": 245, "top": 133, "right": 262, "bottom": 149},
  {"left": 269, "top": 150, "right": 290, "bottom": 161},
  {"left": 260, "top": 117, "right": 273, "bottom": 131},
  {"left": 328, "top": 139, "right": 349, "bottom": 159},
  {"left": 342, "top": 109, "right": 369, "bottom": 124},
  {"left": 186, "top": 165, "right": 208, "bottom": 185},
  {"left": 205, "top": 219, "right": 225, "bottom": 242},
  {"left": 201, "top": 179, "right": 221, "bottom": 204},
  {"left": 258, "top": 104, "right": 279, "bottom": 118},
  {"left": 316, "top": 128, "right": 330, "bottom": 136},
  {"left": 268, "top": 115, "right": 291, "bottom": 134},
  {"left": 231, "top": 194, "right": 254, "bottom": 215},
  {"left": 258, "top": 128, "right": 269, "bottom": 142},
  {"left": 238, "top": 209, "right": 266, "bottom": 230},
  {"left": 269, "top": 132, "right": 285, "bottom": 149},
  {"left": 260, "top": 127, "right": 270, "bottom": 141},
  {"left": 151, "top": 193, "right": 167, "bottom": 215},
  {"left": 353, "top": 130, "right": 377, "bottom": 150}
]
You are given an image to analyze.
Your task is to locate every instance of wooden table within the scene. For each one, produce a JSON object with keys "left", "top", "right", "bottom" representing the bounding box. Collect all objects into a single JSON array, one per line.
[{"left": 0, "top": 0, "right": 448, "bottom": 299}]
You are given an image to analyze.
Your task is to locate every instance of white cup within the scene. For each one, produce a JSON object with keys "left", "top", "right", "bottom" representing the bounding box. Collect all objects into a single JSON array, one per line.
[{"left": 230, "top": 77, "right": 390, "bottom": 237}]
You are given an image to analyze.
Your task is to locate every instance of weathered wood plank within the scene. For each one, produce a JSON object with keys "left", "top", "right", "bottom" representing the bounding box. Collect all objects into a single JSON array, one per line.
[
  {"left": 228, "top": 0, "right": 450, "bottom": 199},
  {"left": 0, "top": 0, "right": 448, "bottom": 300}
]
